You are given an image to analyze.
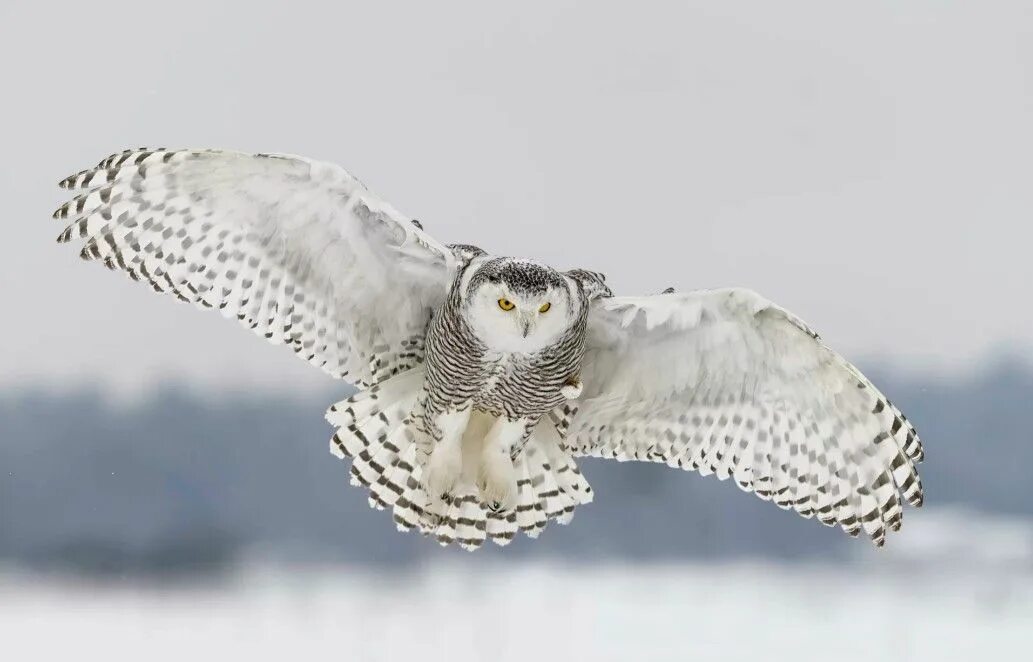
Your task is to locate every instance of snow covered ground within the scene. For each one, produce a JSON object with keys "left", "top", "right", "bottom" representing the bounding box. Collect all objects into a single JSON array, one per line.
[
  {"left": 2, "top": 565, "right": 1030, "bottom": 659},
  {"left": 2, "top": 509, "right": 1031, "bottom": 661}
]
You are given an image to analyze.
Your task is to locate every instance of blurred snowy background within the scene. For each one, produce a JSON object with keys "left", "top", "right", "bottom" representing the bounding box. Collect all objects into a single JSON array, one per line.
[{"left": 2, "top": 1, "right": 1032, "bottom": 659}]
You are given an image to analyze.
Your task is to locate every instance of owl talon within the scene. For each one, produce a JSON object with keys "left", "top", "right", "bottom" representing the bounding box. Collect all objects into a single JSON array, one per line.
[{"left": 478, "top": 451, "right": 519, "bottom": 514}]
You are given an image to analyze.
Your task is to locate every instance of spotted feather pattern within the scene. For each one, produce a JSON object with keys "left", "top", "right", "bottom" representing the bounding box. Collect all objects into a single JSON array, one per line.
[
  {"left": 567, "top": 288, "right": 924, "bottom": 547},
  {"left": 52, "top": 148, "right": 925, "bottom": 552},
  {"left": 53, "top": 148, "right": 455, "bottom": 386}
]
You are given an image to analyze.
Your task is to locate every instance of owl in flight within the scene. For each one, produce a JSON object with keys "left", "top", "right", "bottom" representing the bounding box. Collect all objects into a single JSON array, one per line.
[{"left": 53, "top": 148, "right": 924, "bottom": 550}]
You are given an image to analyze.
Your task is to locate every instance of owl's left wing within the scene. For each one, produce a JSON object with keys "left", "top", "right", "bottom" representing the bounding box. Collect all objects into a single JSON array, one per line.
[{"left": 565, "top": 288, "right": 924, "bottom": 546}]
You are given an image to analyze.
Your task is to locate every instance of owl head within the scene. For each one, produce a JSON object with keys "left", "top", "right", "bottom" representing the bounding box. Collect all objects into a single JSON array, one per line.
[{"left": 464, "top": 258, "right": 576, "bottom": 352}]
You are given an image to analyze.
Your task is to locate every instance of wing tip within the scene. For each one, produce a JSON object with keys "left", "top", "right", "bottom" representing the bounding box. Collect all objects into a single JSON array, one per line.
[
  {"left": 57, "top": 146, "right": 172, "bottom": 190},
  {"left": 79, "top": 240, "right": 100, "bottom": 261}
]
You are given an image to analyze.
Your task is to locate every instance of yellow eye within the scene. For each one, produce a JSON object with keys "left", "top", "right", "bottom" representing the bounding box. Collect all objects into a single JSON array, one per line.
[
  {"left": 498, "top": 298, "right": 515, "bottom": 311},
  {"left": 539, "top": 302, "right": 551, "bottom": 313}
]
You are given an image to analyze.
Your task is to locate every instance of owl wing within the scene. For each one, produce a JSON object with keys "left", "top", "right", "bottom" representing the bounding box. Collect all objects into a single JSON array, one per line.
[
  {"left": 53, "top": 148, "right": 458, "bottom": 386},
  {"left": 565, "top": 288, "right": 924, "bottom": 546}
]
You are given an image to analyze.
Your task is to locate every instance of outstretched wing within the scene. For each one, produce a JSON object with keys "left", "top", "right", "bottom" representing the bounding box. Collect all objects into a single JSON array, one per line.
[
  {"left": 566, "top": 288, "right": 924, "bottom": 546},
  {"left": 53, "top": 148, "right": 457, "bottom": 386}
]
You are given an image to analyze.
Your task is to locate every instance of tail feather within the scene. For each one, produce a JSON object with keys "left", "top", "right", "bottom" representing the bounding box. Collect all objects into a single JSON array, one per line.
[
  {"left": 392, "top": 445, "right": 429, "bottom": 533},
  {"left": 455, "top": 497, "right": 488, "bottom": 550},
  {"left": 514, "top": 453, "right": 548, "bottom": 538},
  {"left": 431, "top": 495, "right": 461, "bottom": 546},
  {"left": 327, "top": 370, "right": 594, "bottom": 550},
  {"left": 486, "top": 510, "right": 519, "bottom": 546},
  {"left": 524, "top": 442, "right": 574, "bottom": 524},
  {"left": 533, "top": 418, "right": 593, "bottom": 523},
  {"left": 367, "top": 425, "right": 416, "bottom": 510}
]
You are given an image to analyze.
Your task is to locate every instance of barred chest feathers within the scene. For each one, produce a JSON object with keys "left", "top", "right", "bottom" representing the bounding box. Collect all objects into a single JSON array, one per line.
[{"left": 423, "top": 256, "right": 588, "bottom": 419}]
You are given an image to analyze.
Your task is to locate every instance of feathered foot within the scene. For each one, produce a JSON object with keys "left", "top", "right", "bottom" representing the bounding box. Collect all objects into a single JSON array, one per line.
[
  {"left": 422, "top": 407, "right": 471, "bottom": 502},
  {"left": 479, "top": 446, "right": 519, "bottom": 513},
  {"left": 477, "top": 417, "right": 527, "bottom": 513}
]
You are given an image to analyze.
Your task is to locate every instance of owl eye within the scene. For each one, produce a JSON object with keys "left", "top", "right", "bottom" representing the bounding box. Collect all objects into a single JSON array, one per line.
[
  {"left": 498, "top": 298, "right": 515, "bottom": 311},
  {"left": 539, "top": 302, "right": 551, "bottom": 313}
]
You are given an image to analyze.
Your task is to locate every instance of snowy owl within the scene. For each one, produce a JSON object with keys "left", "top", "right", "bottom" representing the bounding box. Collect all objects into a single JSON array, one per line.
[{"left": 52, "top": 148, "right": 925, "bottom": 550}]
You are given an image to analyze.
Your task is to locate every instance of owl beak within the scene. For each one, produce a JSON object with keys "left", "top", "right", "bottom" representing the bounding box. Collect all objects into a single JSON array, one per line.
[{"left": 520, "top": 313, "right": 534, "bottom": 337}]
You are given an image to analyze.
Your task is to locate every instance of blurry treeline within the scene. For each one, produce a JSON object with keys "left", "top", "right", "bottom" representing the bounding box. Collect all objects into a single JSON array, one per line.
[{"left": 1, "top": 359, "right": 1029, "bottom": 576}]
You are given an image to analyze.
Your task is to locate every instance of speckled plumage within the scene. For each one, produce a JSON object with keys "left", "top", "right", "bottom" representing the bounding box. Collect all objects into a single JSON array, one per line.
[
  {"left": 423, "top": 256, "right": 593, "bottom": 419},
  {"left": 52, "top": 148, "right": 925, "bottom": 551}
]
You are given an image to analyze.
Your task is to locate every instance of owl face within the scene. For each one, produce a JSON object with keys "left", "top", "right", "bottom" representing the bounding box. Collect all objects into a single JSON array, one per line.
[{"left": 464, "top": 259, "right": 575, "bottom": 353}]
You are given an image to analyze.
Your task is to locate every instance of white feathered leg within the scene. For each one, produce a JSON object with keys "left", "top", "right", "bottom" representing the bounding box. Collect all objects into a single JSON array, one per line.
[
  {"left": 478, "top": 417, "right": 528, "bottom": 514},
  {"left": 423, "top": 407, "right": 472, "bottom": 502}
]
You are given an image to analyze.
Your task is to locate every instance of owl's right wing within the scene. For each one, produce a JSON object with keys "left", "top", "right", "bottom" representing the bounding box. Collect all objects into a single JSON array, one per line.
[
  {"left": 565, "top": 288, "right": 924, "bottom": 546},
  {"left": 53, "top": 148, "right": 458, "bottom": 386}
]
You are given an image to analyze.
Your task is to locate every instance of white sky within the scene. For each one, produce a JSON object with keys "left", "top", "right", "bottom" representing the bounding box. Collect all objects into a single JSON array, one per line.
[{"left": 2, "top": 1, "right": 1031, "bottom": 396}]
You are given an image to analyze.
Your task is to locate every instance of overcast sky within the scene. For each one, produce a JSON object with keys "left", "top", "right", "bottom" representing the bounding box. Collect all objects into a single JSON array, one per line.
[{"left": 2, "top": 1, "right": 1030, "bottom": 396}]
